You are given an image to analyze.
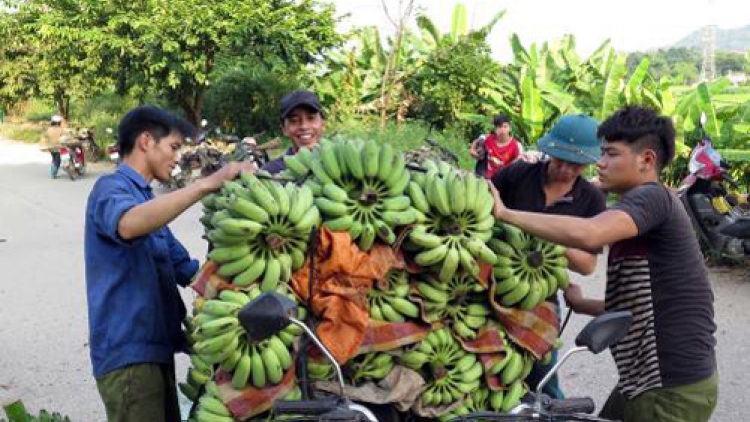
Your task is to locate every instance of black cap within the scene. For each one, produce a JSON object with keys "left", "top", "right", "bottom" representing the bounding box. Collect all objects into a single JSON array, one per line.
[{"left": 279, "top": 90, "right": 323, "bottom": 120}]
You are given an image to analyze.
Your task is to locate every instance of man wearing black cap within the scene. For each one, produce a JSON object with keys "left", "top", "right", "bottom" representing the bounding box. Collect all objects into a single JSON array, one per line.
[
  {"left": 262, "top": 90, "right": 325, "bottom": 174},
  {"left": 491, "top": 114, "right": 607, "bottom": 399}
]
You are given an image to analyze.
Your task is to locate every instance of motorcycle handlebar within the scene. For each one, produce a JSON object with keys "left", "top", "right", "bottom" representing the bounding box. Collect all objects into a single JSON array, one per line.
[
  {"left": 547, "top": 397, "right": 596, "bottom": 414},
  {"left": 273, "top": 398, "right": 340, "bottom": 415}
]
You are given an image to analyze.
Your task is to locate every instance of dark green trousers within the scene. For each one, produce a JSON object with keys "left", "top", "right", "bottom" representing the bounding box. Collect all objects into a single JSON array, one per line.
[
  {"left": 95, "top": 362, "right": 181, "bottom": 422},
  {"left": 599, "top": 371, "right": 718, "bottom": 422}
]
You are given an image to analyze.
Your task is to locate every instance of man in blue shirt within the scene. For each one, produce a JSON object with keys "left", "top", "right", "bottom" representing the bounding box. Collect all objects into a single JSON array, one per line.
[{"left": 85, "top": 106, "right": 253, "bottom": 422}]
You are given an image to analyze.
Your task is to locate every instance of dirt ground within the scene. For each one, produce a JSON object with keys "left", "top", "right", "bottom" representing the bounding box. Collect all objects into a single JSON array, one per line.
[{"left": 1, "top": 137, "right": 748, "bottom": 421}]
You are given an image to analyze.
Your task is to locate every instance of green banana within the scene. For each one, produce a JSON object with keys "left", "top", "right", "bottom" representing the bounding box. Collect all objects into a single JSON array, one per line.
[
  {"left": 216, "top": 254, "right": 255, "bottom": 278},
  {"left": 407, "top": 181, "right": 431, "bottom": 214},
  {"left": 250, "top": 346, "right": 266, "bottom": 388},
  {"left": 315, "top": 197, "right": 349, "bottom": 217},
  {"left": 261, "top": 345, "right": 284, "bottom": 385},
  {"left": 199, "top": 396, "right": 232, "bottom": 417},
  {"left": 208, "top": 245, "right": 251, "bottom": 264},
  {"left": 233, "top": 256, "right": 266, "bottom": 287},
  {"left": 261, "top": 257, "right": 281, "bottom": 291},
  {"left": 196, "top": 407, "right": 234, "bottom": 422},
  {"left": 414, "top": 244, "right": 449, "bottom": 266}
]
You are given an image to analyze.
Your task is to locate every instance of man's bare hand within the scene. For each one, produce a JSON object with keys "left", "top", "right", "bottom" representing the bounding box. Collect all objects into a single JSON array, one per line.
[
  {"left": 488, "top": 183, "right": 508, "bottom": 220},
  {"left": 563, "top": 283, "right": 584, "bottom": 312},
  {"left": 200, "top": 161, "right": 257, "bottom": 193}
]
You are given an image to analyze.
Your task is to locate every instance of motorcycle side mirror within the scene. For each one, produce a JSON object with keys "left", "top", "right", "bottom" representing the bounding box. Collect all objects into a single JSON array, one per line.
[
  {"left": 534, "top": 310, "right": 632, "bottom": 410},
  {"left": 238, "top": 292, "right": 297, "bottom": 343},
  {"left": 574, "top": 311, "right": 633, "bottom": 354}
]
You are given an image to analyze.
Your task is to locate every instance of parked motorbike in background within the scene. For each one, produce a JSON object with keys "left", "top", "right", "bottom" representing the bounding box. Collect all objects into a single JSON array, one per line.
[
  {"left": 75, "top": 127, "right": 102, "bottom": 162},
  {"left": 677, "top": 113, "right": 750, "bottom": 262},
  {"left": 105, "top": 127, "right": 119, "bottom": 164}
]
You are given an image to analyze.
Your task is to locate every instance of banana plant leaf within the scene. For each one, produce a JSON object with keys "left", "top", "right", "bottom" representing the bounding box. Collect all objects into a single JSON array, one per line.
[
  {"left": 521, "top": 71, "right": 544, "bottom": 142},
  {"left": 450, "top": 3, "right": 468, "bottom": 42},
  {"left": 511, "top": 33, "right": 530, "bottom": 64},
  {"left": 625, "top": 57, "right": 650, "bottom": 105},
  {"left": 598, "top": 53, "right": 627, "bottom": 120},
  {"left": 718, "top": 149, "right": 750, "bottom": 162}
]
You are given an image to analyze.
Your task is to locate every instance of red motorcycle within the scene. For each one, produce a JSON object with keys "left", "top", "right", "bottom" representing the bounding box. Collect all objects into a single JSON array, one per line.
[{"left": 59, "top": 141, "right": 87, "bottom": 180}]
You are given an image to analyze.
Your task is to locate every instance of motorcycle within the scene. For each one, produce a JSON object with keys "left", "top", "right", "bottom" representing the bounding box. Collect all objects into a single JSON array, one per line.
[
  {"left": 75, "top": 127, "right": 102, "bottom": 162},
  {"left": 209, "top": 291, "right": 632, "bottom": 422},
  {"left": 58, "top": 140, "right": 86, "bottom": 180},
  {"left": 677, "top": 114, "right": 750, "bottom": 262},
  {"left": 105, "top": 128, "right": 120, "bottom": 164}
]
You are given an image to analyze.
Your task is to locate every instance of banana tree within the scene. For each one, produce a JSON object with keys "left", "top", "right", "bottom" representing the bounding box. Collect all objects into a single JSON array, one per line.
[{"left": 473, "top": 34, "right": 677, "bottom": 146}]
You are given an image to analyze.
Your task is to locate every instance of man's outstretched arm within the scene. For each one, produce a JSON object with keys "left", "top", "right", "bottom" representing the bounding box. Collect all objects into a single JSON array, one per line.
[{"left": 490, "top": 185, "right": 638, "bottom": 252}]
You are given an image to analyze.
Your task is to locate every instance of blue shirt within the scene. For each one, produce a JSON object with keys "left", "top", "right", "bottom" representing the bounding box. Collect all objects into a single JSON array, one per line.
[
  {"left": 261, "top": 147, "right": 295, "bottom": 175},
  {"left": 84, "top": 164, "right": 199, "bottom": 377}
]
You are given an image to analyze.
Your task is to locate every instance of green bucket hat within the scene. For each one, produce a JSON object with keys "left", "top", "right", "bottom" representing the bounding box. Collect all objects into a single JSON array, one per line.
[{"left": 537, "top": 114, "right": 601, "bottom": 164}]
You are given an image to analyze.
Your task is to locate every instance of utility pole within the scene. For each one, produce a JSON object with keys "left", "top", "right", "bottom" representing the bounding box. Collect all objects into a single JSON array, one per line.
[
  {"left": 701, "top": 25, "right": 717, "bottom": 81},
  {"left": 700, "top": 0, "right": 717, "bottom": 81}
]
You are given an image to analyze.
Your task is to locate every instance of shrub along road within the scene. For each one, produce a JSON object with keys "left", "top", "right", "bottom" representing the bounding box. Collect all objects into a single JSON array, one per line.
[{"left": 0, "top": 137, "right": 746, "bottom": 421}]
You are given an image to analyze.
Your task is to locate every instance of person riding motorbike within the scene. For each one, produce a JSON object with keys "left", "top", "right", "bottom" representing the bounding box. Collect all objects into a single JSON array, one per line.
[{"left": 44, "top": 115, "right": 66, "bottom": 179}]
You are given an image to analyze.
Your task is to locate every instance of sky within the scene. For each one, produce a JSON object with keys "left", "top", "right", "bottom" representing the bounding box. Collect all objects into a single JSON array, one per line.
[{"left": 331, "top": 0, "right": 750, "bottom": 62}]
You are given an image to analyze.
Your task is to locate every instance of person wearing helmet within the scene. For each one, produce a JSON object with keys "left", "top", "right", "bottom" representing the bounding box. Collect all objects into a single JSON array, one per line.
[
  {"left": 491, "top": 107, "right": 717, "bottom": 422},
  {"left": 490, "top": 114, "right": 607, "bottom": 398},
  {"left": 45, "top": 115, "right": 65, "bottom": 178}
]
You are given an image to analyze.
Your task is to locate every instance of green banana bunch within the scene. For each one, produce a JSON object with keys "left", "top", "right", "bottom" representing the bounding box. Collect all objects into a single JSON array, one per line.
[
  {"left": 401, "top": 328, "right": 483, "bottom": 407},
  {"left": 488, "top": 341, "right": 535, "bottom": 387},
  {"left": 490, "top": 223, "right": 570, "bottom": 310},
  {"left": 415, "top": 273, "right": 489, "bottom": 340},
  {"left": 346, "top": 352, "right": 395, "bottom": 385},
  {"left": 203, "top": 173, "right": 319, "bottom": 288},
  {"left": 439, "top": 387, "right": 492, "bottom": 420},
  {"left": 306, "top": 358, "right": 335, "bottom": 381},
  {"left": 368, "top": 269, "right": 420, "bottom": 322},
  {"left": 187, "top": 286, "right": 304, "bottom": 391},
  {"left": 195, "top": 381, "right": 236, "bottom": 422},
  {"left": 282, "top": 139, "right": 415, "bottom": 251},
  {"left": 406, "top": 164, "right": 497, "bottom": 283}
]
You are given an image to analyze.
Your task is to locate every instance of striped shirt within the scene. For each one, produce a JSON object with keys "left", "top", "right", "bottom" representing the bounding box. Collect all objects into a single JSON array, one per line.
[{"left": 607, "top": 183, "right": 716, "bottom": 399}]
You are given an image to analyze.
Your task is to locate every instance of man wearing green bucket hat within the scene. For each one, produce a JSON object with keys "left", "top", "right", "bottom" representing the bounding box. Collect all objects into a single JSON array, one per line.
[{"left": 491, "top": 114, "right": 607, "bottom": 399}]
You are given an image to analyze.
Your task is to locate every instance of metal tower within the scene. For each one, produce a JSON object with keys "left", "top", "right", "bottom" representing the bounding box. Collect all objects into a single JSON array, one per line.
[{"left": 701, "top": 24, "right": 717, "bottom": 81}]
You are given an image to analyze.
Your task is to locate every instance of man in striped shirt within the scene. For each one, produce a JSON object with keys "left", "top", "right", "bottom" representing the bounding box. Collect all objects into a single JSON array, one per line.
[{"left": 490, "top": 106, "right": 717, "bottom": 422}]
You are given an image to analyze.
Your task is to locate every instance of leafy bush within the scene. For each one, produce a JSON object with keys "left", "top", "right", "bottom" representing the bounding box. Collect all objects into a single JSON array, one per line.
[
  {"left": 70, "top": 93, "right": 137, "bottom": 121},
  {"left": 19, "top": 100, "right": 56, "bottom": 123},
  {"left": 204, "top": 63, "right": 301, "bottom": 138}
]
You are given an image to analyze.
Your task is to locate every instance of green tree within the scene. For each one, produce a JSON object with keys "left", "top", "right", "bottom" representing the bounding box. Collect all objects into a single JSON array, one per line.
[
  {"left": 405, "top": 5, "right": 503, "bottom": 129},
  {"left": 0, "top": 0, "right": 342, "bottom": 123}
]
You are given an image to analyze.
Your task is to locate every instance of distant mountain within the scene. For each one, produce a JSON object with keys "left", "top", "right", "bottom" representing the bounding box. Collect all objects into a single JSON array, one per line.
[{"left": 671, "top": 25, "right": 750, "bottom": 52}]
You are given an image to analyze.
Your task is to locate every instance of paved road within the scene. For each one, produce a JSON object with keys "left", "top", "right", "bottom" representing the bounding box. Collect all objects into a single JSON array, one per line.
[{"left": 1, "top": 137, "right": 748, "bottom": 421}]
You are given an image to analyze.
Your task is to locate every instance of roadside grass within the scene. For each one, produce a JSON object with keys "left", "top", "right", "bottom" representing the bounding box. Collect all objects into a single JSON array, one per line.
[{"left": 0, "top": 122, "right": 45, "bottom": 143}]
